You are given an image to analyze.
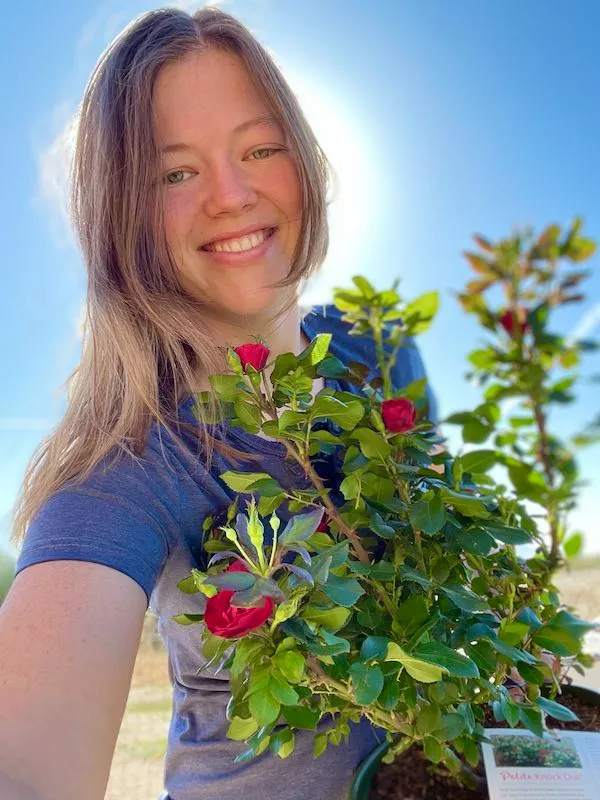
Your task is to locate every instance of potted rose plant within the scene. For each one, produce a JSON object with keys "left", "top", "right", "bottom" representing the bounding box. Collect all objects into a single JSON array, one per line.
[{"left": 174, "top": 219, "right": 598, "bottom": 800}]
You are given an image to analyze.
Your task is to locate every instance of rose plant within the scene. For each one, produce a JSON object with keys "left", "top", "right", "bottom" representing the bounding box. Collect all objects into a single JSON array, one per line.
[{"left": 173, "top": 220, "right": 597, "bottom": 788}]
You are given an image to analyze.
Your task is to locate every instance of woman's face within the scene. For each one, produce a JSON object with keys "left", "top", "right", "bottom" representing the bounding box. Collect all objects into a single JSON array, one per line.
[{"left": 153, "top": 48, "right": 303, "bottom": 321}]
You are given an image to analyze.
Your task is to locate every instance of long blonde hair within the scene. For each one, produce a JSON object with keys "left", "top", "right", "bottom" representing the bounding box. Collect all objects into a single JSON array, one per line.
[{"left": 11, "top": 6, "right": 332, "bottom": 547}]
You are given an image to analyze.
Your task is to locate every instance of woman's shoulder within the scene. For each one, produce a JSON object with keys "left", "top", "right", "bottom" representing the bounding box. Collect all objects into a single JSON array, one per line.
[{"left": 301, "top": 302, "right": 416, "bottom": 373}]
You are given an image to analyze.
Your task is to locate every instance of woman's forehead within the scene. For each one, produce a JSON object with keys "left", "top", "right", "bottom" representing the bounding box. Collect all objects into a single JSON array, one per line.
[{"left": 153, "top": 50, "right": 279, "bottom": 144}]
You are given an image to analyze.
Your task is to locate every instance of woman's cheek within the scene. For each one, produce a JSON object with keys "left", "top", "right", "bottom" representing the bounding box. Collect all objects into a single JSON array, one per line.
[{"left": 164, "top": 186, "right": 198, "bottom": 249}]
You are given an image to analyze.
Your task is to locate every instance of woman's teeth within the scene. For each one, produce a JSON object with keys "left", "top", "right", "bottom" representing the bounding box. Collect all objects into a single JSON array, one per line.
[{"left": 205, "top": 228, "right": 273, "bottom": 253}]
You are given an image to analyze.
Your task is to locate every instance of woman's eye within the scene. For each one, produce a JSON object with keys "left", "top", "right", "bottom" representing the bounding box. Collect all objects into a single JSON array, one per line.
[
  {"left": 249, "top": 147, "right": 280, "bottom": 160},
  {"left": 164, "top": 169, "right": 194, "bottom": 185}
]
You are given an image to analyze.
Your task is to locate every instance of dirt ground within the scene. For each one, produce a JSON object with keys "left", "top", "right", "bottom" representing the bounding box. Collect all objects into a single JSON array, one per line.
[{"left": 105, "top": 565, "right": 600, "bottom": 799}]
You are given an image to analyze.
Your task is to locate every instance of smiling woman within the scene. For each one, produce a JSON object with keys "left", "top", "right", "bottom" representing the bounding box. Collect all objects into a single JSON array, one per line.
[
  {"left": 3, "top": 6, "right": 439, "bottom": 800},
  {"left": 153, "top": 48, "right": 303, "bottom": 316}
]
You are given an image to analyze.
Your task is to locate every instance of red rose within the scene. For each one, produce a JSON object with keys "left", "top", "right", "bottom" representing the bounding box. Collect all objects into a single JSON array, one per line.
[
  {"left": 499, "top": 309, "right": 528, "bottom": 338},
  {"left": 234, "top": 342, "right": 270, "bottom": 371},
  {"left": 204, "top": 561, "right": 274, "bottom": 639},
  {"left": 316, "top": 510, "right": 330, "bottom": 532},
  {"left": 381, "top": 397, "right": 417, "bottom": 433}
]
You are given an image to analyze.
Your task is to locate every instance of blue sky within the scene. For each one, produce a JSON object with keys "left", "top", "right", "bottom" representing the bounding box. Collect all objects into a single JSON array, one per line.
[{"left": 1, "top": 0, "right": 599, "bottom": 560}]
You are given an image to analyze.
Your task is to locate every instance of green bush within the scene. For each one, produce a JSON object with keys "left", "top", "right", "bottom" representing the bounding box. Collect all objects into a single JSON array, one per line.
[{"left": 0, "top": 551, "right": 15, "bottom": 606}]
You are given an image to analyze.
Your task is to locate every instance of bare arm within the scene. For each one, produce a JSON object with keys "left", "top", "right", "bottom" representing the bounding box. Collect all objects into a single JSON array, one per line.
[{"left": 0, "top": 560, "right": 147, "bottom": 800}]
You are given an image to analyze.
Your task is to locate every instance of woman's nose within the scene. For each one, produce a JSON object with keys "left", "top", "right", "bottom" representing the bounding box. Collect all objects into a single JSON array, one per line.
[{"left": 203, "top": 159, "right": 258, "bottom": 216}]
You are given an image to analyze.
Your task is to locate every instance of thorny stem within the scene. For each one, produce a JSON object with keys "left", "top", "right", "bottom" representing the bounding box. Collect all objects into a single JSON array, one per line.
[
  {"left": 306, "top": 657, "right": 406, "bottom": 732},
  {"left": 532, "top": 400, "right": 560, "bottom": 567}
]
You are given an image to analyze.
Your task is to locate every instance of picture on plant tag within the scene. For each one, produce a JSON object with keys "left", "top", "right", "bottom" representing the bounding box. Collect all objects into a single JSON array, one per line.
[{"left": 491, "top": 734, "right": 582, "bottom": 769}]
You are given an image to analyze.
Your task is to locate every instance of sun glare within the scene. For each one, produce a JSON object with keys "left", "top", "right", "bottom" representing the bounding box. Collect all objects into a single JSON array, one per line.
[{"left": 280, "top": 68, "right": 383, "bottom": 306}]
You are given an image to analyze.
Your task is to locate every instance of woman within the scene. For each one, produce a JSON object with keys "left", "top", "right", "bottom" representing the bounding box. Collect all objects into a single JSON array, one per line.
[{"left": 0, "top": 7, "right": 437, "bottom": 800}]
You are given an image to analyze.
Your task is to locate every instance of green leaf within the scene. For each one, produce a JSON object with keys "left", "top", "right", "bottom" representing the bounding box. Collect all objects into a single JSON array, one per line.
[
  {"left": 518, "top": 706, "right": 544, "bottom": 738},
  {"left": 440, "top": 488, "right": 491, "bottom": 518},
  {"left": 398, "top": 565, "right": 431, "bottom": 589},
  {"left": 514, "top": 608, "right": 542, "bottom": 630},
  {"left": 409, "top": 493, "right": 446, "bottom": 535},
  {"left": 483, "top": 523, "right": 532, "bottom": 545},
  {"left": 536, "top": 696, "right": 579, "bottom": 722},
  {"left": 204, "top": 572, "right": 256, "bottom": 591},
  {"left": 349, "top": 663, "right": 384, "bottom": 705},
  {"left": 339, "top": 472, "right": 361, "bottom": 500},
  {"left": 171, "top": 613, "right": 204, "bottom": 626},
  {"left": 385, "top": 643, "right": 446, "bottom": 683},
  {"left": 226, "top": 348, "right": 244, "bottom": 375},
  {"left": 499, "top": 693, "right": 520, "bottom": 727},
  {"left": 459, "top": 450, "right": 497, "bottom": 473},
  {"left": 298, "top": 333, "right": 332, "bottom": 366},
  {"left": 515, "top": 663, "right": 545, "bottom": 685},
  {"left": 352, "top": 428, "right": 392, "bottom": 459},
  {"left": 270, "top": 728, "right": 295, "bottom": 758},
  {"left": 439, "top": 583, "right": 489, "bottom": 613},
  {"left": 396, "top": 595, "right": 430, "bottom": 629},
  {"left": 176, "top": 575, "right": 201, "bottom": 595},
  {"left": 274, "top": 650, "right": 306, "bottom": 684},
  {"left": 321, "top": 574, "right": 365, "bottom": 607},
  {"left": 379, "top": 679, "right": 400, "bottom": 710},
  {"left": 486, "top": 634, "right": 537, "bottom": 665},
  {"left": 230, "top": 638, "right": 267, "bottom": 678},
  {"left": 352, "top": 275, "right": 376, "bottom": 298},
  {"left": 272, "top": 352, "right": 298, "bottom": 380},
  {"left": 313, "top": 732, "right": 328, "bottom": 758},
  {"left": 311, "top": 394, "right": 365, "bottom": 430},
  {"left": 220, "top": 471, "right": 273, "bottom": 492},
  {"left": 531, "top": 626, "right": 581, "bottom": 657},
  {"left": 463, "top": 419, "right": 493, "bottom": 443},
  {"left": 404, "top": 291, "right": 439, "bottom": 334},
  {"left": 302, "top": 605, "right": 351, "bottom": 632},
  {"left": 563, "top": 532, "right": 583, "bottom": 559},
  {"left": 455, "top": 528, "right": 495, "bottom": 556},
  {"left": 272, "top": 587, "right": 310, "bottom": 627},
  {"left": 279, "top": 509, "right": 325, "bottom": 545},
  {"left": 283, "top": 705, "right": 320, "bottom": 730},
  {"left": 464, "top": 641, "right": 497, "bottom": 675},
  {"left": 316, "top": 629, "right": 351, "bottom": 656},
  {"left": 370, "top": 511, "right": 396, "bottom": 539},
  {"left": 414, "top": 642, "right": 480, "bottom": 678},
  {"left": 208, "top": 374, "right": 246, "bottom": 401},
  {"left": 269, "top": 675, "right": 299, "bottom": 706},
  {"left": 423, "top": 737, "right": 443, "bottom": 763},
  {"left": 360, "top": 636, "right": 391, "bottom": 662},
  {"left": 415, "top": 703, "right": 442, "bottom": 736},
  {"left": 249, "top": 690, "right": 281, "bottom": 726},
  {"left": 316, "top": 354, "right": 348, "bottom": 379},
  {"left": 435, "top": 713, "right": 465, "bottom": 741},
  {"left": 227, "top": 715, "right": 259, "bottom": 741}
]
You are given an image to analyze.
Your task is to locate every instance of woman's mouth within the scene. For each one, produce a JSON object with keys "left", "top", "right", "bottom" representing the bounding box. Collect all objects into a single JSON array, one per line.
[
  {"left": 202, "top": 226, "right": 276, "bottom": 253},
  {"left": 199, "top": 227, "right": 277, "bottom": 265}
]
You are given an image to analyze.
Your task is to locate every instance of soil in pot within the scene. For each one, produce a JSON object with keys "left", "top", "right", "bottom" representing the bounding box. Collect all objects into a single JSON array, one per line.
[{"left": 368, "top": 687, "right": 600, "bottom": 800}]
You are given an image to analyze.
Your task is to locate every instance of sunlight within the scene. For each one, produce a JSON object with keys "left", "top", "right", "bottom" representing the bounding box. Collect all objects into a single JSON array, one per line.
[{"left": 280, "top": 67, "right": 383, "bottom": 306}]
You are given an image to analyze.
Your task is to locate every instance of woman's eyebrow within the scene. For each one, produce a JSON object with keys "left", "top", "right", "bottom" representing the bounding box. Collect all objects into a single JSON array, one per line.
[{"left": 159, "top": 115, "right": 282, "bottom": 155}]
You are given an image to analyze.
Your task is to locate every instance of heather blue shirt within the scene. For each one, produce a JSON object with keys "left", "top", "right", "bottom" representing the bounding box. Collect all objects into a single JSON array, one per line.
[{"left": 16, "top": 304, "right": 438, "bottom": 800}]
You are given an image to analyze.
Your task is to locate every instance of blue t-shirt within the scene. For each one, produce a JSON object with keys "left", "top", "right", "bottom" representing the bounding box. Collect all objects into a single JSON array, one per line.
[{"left": 15, "top": 304, "right": 438, "bottom": 800}]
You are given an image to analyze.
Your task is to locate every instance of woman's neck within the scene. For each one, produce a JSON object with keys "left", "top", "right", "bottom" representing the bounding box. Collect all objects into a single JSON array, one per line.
[{"left": 189, "top": 301, "right": 315, "bottom": 393}]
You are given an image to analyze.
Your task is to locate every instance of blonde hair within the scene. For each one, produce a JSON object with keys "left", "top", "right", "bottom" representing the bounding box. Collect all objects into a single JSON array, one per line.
[{"left": 11, "top": 6, "right": 333, "bottom": 547}]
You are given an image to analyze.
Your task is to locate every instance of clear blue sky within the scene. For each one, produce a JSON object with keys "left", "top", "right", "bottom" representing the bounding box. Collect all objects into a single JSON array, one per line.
[{"left": 1, "top": 0, "right": 599, "bottom": 559}]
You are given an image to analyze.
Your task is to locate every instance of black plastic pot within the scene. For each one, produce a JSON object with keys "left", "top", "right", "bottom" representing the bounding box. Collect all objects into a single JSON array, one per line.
[{"left": 349, "top": 683, "right": 600, "bottom": 800}]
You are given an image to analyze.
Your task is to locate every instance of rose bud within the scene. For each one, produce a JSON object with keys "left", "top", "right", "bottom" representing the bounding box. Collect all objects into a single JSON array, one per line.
[
  {"left": 381, "top": 397, "right": 417, "bottom": 433},
  {"left": 499, "top": 309, "right": 528, "bottom": 338},
  {"left": 233, "top": 342, "right": 270, "bottom": 371},
  {"left": 316, "top": 511, "right": 330, "bottom": 532},
  {"left": 204, "top": 561, "right": 274, "bottom": 639}
]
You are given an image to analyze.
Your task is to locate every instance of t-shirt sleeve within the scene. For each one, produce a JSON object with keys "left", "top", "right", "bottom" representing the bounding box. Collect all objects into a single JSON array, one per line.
[
  {"left": 14, "top": 442, "right": 180, "bottom": 607},
  {"left": 392, "top": 335, "right": 440, "bottom": 426}
]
